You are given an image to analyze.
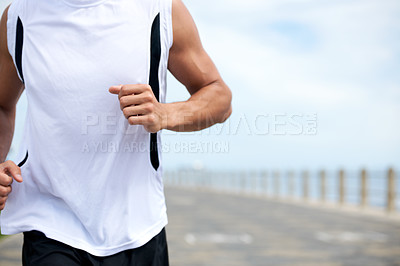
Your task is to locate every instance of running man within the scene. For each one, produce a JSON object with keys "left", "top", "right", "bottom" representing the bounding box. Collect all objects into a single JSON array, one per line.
[{"left": 0, "top": 0, "right": 232, "bottom": 265}]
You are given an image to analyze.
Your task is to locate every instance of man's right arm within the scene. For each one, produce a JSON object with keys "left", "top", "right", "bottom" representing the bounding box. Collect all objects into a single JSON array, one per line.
[{"left": 0, "top": 6, "right": 24, "bottom": 210}]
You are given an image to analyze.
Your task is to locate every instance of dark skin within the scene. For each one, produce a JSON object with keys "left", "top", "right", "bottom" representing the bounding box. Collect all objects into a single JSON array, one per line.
[
  {"left": 0, "top": 0, "right": 232, "bottom": 210},
  {"left": 0, "top": 6, "right": 24, "bottom": 210}
]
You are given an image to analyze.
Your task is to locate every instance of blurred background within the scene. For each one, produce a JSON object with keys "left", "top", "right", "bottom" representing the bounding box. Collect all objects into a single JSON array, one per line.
[
  {"left": 1, "top": 0, "right": 399, "bottom": 265},
  {"left": 164, "top": 0, "right": 400, "bottom": 172}
]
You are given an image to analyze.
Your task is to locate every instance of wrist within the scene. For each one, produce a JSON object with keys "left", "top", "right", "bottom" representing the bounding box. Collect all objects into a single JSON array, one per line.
[{"left": 160, "top": 103, "right": 176, "bottom": 131}]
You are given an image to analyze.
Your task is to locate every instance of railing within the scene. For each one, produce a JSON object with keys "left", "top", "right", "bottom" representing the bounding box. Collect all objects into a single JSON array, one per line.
[{"left": 164, "top": 168, "right": 398, "bottom": 214}]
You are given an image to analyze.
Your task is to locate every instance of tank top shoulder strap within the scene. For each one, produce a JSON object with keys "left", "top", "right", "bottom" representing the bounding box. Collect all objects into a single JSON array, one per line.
[
  {"left": 159, "top": 0, "right": 173, "bottom": 50},
  {"left": 7, "top": 0, "right": 27, "bottom": 83}
]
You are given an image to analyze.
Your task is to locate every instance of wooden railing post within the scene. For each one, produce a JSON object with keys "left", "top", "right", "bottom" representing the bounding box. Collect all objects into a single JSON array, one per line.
[
  {"left": 288, "top": 171, "right": 294, "bottom": 198},
  {"left": 218, "top": 171, "right": 223, "bottom": 192},
  {"left": 228, "top": 172, "right": 232, "bottom": 193},
  {"left": 202, "top": 170, "right": 207, "bottom": 189},
  {"left": 191, "top": 169, "right": 195, "bottom": 188},
  {"left": 223, "top": 171, "right": 228, "bottom": 192},
  {"left": 339, "top": 169, "right": 345, "bottom": 205},
  {"left": 164, "top": 170, "right": 169, "bottom": 186},
  {"left": 303, "top": 171, "right": 309, "bottom": 201},
  {"left": 177, "top": 170, "right": 181, "bottom": 186},
  {"left": 274, "top": 171, "right": 280, "bottom": 198},
  {"left": 360, "top": 169, "right": 367, "bottom": 208},
  {"left": 214, "top": 171, "right": 218, "bottom": 190},
  {"left": 185, "top": 169, "right": 189, "bottom": 186},
  {"left": 241, "top": 172, "right": 247, "bottom": 194},
  {"left": 387, "top": 168, "right": 396, "bottom": 213},
  {"left": 320, "top": 170, "right": 326, "bottom": 202},
  {"left": 207, "top": 170, "right": 212, "bottom": 189},
  {"left": 261, "top": 171, "right": 268, "bottom": 196},
  {"left": 221, "top": 171, "right": 225, "bottom": 192},
  {"left": 229, "top": 172, "right": 234, "bottom": 192},
  {"left": 251, "top": 171, "right": 257, "bottom": 194},
  {"left": 235, "top": 172, "right": 240, "bottom": 194},
  {"left": 231, "top": 172, "right": 236, "bottom": 193}
]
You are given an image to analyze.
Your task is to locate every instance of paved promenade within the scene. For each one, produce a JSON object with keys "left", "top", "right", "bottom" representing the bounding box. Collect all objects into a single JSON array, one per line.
[{"left": 1, "top": 187, "right": 400, "bottom": 265}]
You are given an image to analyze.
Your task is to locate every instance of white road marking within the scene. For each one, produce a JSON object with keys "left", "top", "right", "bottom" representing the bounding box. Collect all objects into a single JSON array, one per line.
[
  {"left": 184, "top": 233, "right": 253, "bottom": 245},
  {"left": 315, "top": 231, "right": 388, "bottom": 243}
]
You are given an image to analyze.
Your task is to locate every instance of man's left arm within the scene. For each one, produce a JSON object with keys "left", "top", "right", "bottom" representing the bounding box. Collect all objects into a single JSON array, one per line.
[{"left": 109, "top": 0, "right": 232, "bottom": 133}]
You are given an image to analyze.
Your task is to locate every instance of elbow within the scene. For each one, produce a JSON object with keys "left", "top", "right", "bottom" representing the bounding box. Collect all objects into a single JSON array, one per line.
[
  {"left": 217, "top": 87, "right": 232, "bottom": 124},
  {"left": 0, "top": 105, "right": 16, "bottom": 117},
  {"left": 218, "top": 103, "right": 232, "bottom": 124}
]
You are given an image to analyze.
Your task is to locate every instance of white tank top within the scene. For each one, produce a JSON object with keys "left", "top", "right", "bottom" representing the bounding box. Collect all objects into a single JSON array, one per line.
[{"left": 1, "top": 0, "right": 172, "bottom": 256}]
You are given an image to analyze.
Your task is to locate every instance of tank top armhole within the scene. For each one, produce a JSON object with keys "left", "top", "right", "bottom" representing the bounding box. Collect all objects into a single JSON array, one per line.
[
  {"left": 160, "top": 0, "right": 173, "bottom": 50},
  {"left": 6, "top": 1, "right": 25, "bottom": 83},
  {"left": 6, "top": 4, "right": 16, "bottom": 64}
]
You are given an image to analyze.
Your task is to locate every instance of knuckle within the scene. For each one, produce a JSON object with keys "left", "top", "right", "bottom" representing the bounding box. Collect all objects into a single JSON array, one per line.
[
  {"left": 120, "top": 96, "right": 131, "bottom": 107},
  {"left": 119, "top": 97, "right": 127, "bottom": 106},
  {"left": 148, "top": 115, "right": 156, "bottom": 124},
  {"left": 120, "top": 86, "right": 130, "bottom": 96},
  {"left": 144, "top": 93, "right": 153, "bottom": 102},
  {"left": 4, "top": 160, "right": 18, "bottom": 170},
  {"left": 0, "top": 197, "right": 6, "bottom": 205},
  {"left": 122, "top": 108, "right": 130, "bottom": 118},
  {"left": 1, "top": 175, "right": 12, "bottom": 185},
  {"left": 145, "top": 103, "right": 154, "bottom": 112}
]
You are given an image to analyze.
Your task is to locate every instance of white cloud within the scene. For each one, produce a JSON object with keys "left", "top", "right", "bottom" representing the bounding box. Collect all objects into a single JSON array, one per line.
[{"left": 164, "top": 0, "right": 400, "bottom": 170}]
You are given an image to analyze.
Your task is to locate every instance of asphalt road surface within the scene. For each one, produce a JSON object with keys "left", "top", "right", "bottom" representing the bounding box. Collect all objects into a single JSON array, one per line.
[{"left": 1, "top": 187, "right": 399, "bottom": 266}]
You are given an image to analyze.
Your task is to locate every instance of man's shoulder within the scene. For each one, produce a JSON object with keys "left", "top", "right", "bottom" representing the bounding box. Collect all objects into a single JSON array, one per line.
[{"left": 0, "top": 5, "right": 11, "bottom": 56}]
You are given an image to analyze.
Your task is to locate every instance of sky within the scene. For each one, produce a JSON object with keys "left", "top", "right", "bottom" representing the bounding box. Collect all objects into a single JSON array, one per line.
[{"left": 2, "top": 0, "right": 400, "bottom": 172}]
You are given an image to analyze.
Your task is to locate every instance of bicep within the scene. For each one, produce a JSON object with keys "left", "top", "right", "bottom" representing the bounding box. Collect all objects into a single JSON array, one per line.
[
  {"left": 0, "top": 6, "right": 24, "bottom": 111},
  {"left": 167, "top": 0, "right": 221, "bottom": 95}
]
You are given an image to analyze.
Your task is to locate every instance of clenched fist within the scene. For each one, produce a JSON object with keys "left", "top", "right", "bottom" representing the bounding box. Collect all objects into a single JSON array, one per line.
[
  {"left": 0, "top": 161, "right": 23, "bottom": 210},
  {"left": 109, "top": 84, "right": 168, "bottom": 133}
]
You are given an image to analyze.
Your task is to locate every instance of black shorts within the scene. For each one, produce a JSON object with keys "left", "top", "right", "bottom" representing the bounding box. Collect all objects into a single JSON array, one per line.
[{"left": 22, "top": 228, "right": 169, "bottom": 266}]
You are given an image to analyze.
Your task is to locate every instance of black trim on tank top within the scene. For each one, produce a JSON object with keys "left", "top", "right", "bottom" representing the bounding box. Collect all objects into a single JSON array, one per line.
[
  {"left": 149, "top": 13, "right": 161, "bottom": 171},
  {"left": 17, "top": 151, "right": 28, "bottom": 167},
  {"left": 15, "top": 17, "right": 25, "bottom": 83}
]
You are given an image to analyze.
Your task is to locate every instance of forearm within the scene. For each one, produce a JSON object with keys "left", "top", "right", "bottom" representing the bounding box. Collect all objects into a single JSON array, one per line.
[
  {"left": 0, "top": 107, "right": 15, "bottom": 162},
  {"left": 163, "top": 80, "right": 232, "bottom": 132}
]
